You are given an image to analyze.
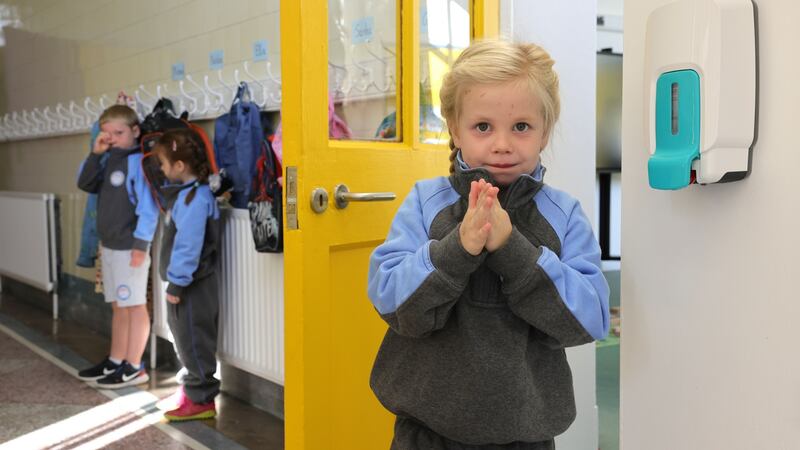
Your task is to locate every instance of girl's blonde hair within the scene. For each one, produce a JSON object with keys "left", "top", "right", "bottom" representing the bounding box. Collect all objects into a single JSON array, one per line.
[
  {"left": 439, "top": 39, "right": 560, "bottom": 173},
  {"left": 98, "top": 104, "right": 139, "bottom": 128}
]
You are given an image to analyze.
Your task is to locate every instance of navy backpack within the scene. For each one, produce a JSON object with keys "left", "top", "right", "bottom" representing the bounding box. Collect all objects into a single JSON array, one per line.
[{"left": 214, "top": 83, "right": 263, "bottom": 208}]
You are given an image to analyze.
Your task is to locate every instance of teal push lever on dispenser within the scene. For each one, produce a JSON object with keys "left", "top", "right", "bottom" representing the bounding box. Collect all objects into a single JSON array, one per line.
[{"left": 645, "top": 0, "right": 757, "bottom": 190}]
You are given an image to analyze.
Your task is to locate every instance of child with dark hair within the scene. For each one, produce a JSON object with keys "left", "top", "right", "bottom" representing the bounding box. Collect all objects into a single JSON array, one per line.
[{"left": 154, "top": 129, "right": 221, "bottom": 421}]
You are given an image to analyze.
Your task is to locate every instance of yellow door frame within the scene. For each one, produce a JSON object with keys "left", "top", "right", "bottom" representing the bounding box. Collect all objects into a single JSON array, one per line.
[{"left": 473, "top": 0, "right": 501, "bottom": 39}]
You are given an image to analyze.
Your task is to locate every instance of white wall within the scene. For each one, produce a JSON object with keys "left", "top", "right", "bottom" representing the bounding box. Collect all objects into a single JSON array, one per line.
[
  {"left": 598, "top": 0, "right": 623, "bottom": 53},
  {"left": 502, "top": 2, "right": 599, "bottom": 449},
  {"left": 598, "top": 0, "right": 624, "bottom": 16},
  {"left": 621, "top": 1, "right": 800, "bottom": 448}
]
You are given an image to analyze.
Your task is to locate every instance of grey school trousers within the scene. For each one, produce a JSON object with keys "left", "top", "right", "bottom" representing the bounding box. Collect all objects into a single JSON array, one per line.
[
  {"left": 167, "top": 273, "right": 220, "bottom": 404},
  {"left": 391, "top": 416, "right": 556, "bottom": 450}
]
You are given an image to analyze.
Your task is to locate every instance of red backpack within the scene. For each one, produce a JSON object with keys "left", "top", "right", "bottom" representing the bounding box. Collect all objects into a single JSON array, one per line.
[
  {"left": 138, "top": 99, "right": 225, "bottom": 211},
  {"left": 248, "top": 137, "right": 283, "bottom": 253}
]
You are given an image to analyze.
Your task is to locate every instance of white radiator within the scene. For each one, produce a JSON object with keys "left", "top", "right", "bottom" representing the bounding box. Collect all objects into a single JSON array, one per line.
[
  {"left": 150, "top": 222, "right": 173, "bottom": 345},
  {"left": 0, "top": 191, "right": 59, "bottom": 319},
  {"left": 218, "top": 208, "right": 284, "bottom": 385},
  {"left": 151, "top": 207, "right": 284, "bottom": 386}
]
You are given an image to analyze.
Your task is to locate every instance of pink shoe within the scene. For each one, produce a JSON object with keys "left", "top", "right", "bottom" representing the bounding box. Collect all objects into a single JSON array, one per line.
[
  {"left": 159, "top": 386, "right": 187, "bottom": 411},
  {"left": 164, "top": 396, "right": 216, "bottom": 422}
]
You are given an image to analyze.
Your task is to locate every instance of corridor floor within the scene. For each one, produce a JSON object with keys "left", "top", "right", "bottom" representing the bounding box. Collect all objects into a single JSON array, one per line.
[{"left": 0, "top": 295, "right": 284, "bottom": 450}]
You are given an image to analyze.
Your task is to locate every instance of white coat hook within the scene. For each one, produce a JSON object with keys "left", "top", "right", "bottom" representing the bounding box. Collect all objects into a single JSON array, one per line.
[
  {"left": 30, "top": 106, "right": 43, "bottom": 136},
  {"left": 10, "top": 111, "right": 19, "bottom": 132},
  {"left": 29, "top": 110, "right": 44, "bottom": 137},
  {"left": 266, "top": 60, "right": 282, "bottom": 103},
  {"left": 17, "top": 110, "right": 28, "bottom": 136},
  {"left": 48, "top": 107, "right": 62, "bottom": 132},
  {"left": 3, "top": 114, "right": 13, "bottom": 140},
  {"left": 1, "top": 117, "right": 10, "bottom": 140},
  {"left": 3, "top": 113, "right": 11, "bottom": 139},
  {"left": 349, "top": 52, "right": 373, "bottom": 92},
  {"left": 160, "top": 83, "right": 174, "bottom": 101},
  {"left": 364, "top": 45, "right": 393, "bottom": 92},
  {"left": 99, "top": 95, "right": 111, "bottom": 110},
  {"left": 84, "top": 97, "right": 101, "bottom": 122},
  {"left": 5, "top": 113, "right": 16, "bottom": 139},
  {"left": 20, "top": 110, "right": 37, "bottom": 135},
  {"left": 204, "top": 74, "right": 226, "bottom": 112},
  {"left": 178, "top": 80, "right": 198, "bottom": 116},
  {"left": 328, "top": 61, "right": 349, "bottom": 96},
  {"left": 243, "top": 61, "right": 268, "bottom": 108},
  {"left": 3, "top": 113, "right": 14, "bottom": 137},
  {"left": 134, "top": 90, "right": 150, "bottom": 114},
  {"left": 42, "top": 107, "right": 59, "bottom": 133},
  {"left": 185, "top": 74, "right": 210, "bottom": 115},
  {"left": 40, "top": 108, "right": 54, "bottom": 133},
  {"left": 341, "top": 65, "right": 357, "bottom": 96},
  {"left": 156, "top": 84, "right": 179, "bottom": 113},
  {"left": 266, "top": 60, "right": 281, "bottom": 86},
  {"left": 8, "top": 112, "right": 17, "bottom": 138},
  {"left": 55, "top": 103, "right": 73, "bottom": 132},
  {"left": 30, "top": 108, "right": 48, "bottom": 134},
  {"left": 138, "top": 85, "right": 156, "bottom": 103},
  {"left": 136, "top": 85, "right": 156, "bottom": 112},
  {"left": 4, "top": 113, "right": 16, "bottom": 139},
  {"left": 217, "top": 69, "right": 236, "bottom": 104},
  {"left": 69, "top": 101, "right": 89, "bottom": 129},
  {"left": 15, "top": 110, "right": 26, "bottom": 136}
]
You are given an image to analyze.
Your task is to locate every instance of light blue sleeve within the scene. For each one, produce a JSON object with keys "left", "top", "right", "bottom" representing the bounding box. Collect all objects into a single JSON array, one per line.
[
  {"left": 167, "top": 192, "right": 209, "bottom": 287},
  {"left": 367, "top": 185, "right": 436, "bottom": 315},
  {"left": 129, "top": 154, "right": 159, "bottom": 250},
  {"left": 536, "top": 203, "right": 610, "bottom": 340}
]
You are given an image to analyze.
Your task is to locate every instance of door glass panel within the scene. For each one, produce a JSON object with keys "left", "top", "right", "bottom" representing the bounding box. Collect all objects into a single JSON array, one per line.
[
  {"left": 328, "top": 0, "right": 399, "bottom": 141},
  {"left": 419, "top": 0, "right": 470, "bottom": 145}
]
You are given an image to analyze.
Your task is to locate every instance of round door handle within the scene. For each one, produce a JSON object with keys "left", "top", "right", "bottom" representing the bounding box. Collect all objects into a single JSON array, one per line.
[{"left": 334, "top": 184, "right": 396, "bottom": 209}]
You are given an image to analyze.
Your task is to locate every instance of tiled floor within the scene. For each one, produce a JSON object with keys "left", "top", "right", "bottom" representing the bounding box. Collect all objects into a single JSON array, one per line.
[
  {"left": 0, "top": 293, "right": 284, "bottom": 449},
  {"left": 0, "top": 330, "right": 191, "bottom": 448}
]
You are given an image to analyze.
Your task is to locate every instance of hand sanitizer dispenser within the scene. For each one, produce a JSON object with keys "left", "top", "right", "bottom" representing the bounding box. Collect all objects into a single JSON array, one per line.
[{"left": 645, "top": 0, "right": 757, "bottom": 190}]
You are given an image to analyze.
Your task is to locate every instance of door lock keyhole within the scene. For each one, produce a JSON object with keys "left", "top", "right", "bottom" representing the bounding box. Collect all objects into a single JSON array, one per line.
[{"left": 310, "top": 188, "right": 329, "bottom": 213}]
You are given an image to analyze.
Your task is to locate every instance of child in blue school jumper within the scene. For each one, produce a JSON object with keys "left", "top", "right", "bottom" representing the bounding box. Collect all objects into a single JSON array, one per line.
[
  {"left": 77, "top": 105, "right": 158, "bottom": 389},
  {"left": 154, "top": 129, "right": 221, "bottom": 421},
  {"left": 367, "top": 40, "right": 610, "bottom": 449}
]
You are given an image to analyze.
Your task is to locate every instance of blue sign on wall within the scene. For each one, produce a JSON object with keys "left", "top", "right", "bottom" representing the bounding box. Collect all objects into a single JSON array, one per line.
[
  {"left": 209, "top": 49, "right": 224, "bottom": 70},
  {"left": 171, "top": 62, "right": 185, "bottom": 81},
  {"left": 352, "top": 17, "right": 374, "bottom": 44},
  {"left": 253, "top": 40, "right": 268, "bottom": 61}
]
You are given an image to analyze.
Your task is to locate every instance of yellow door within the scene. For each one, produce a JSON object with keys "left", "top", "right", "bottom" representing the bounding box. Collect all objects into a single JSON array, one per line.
[{"left": 281, "top": 1, "right": 498, "bottom": 448}]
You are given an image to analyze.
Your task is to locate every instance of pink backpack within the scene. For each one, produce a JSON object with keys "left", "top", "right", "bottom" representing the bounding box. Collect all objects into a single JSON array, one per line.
[{"left": 272, "top": 94, "right": 351, "bottom": 162}]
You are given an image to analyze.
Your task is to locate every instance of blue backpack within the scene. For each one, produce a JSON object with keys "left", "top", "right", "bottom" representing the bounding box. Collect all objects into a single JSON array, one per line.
[{"left": 214, "top": 83, "right": 263, "bottom": 208}]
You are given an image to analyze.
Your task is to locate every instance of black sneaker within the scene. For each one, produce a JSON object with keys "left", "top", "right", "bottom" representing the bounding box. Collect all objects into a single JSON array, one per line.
[
  {"left": 77, "top": 357, "right": 120, "bottom": 381},
  {"left": 94, "top": 361, "right": 150, "bottom": 389}
]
